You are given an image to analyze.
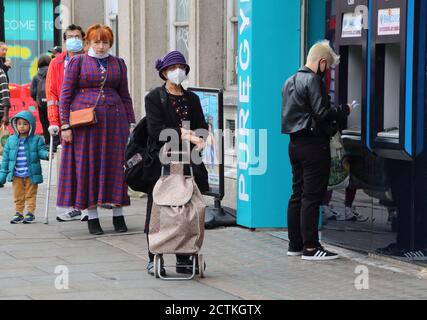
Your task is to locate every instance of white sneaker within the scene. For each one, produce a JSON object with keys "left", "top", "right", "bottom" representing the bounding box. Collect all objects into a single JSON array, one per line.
[
  {"left": 345, "top": 207, "right": 369, "bottom": 222},
  {"left": 322, "top": 205, "right": 345, "bottom": 221},
  {"left": 321, "top": 205, "right": 334, "bottom": 220},
  {"left": 56, "top": 210, "right": 82, "bottom": 222}
]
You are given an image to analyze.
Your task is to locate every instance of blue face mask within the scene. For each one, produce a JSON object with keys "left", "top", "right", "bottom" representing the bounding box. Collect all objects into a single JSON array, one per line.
[{"left": 66, "top": 38, "right": 83, "bottom": 53}]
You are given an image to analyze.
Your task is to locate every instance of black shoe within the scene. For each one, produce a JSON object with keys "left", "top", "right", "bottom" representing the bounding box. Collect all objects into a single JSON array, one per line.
[
  {"left": 302, "top": 246, "right": 340, "bottom": 261},
  {"left": 397, "top": 249, "right": 427, "bottom": 261},
  {"left": 377, "top": 244, "right": 427, "bottom": 261},
  {"left": 176, "top": 257, "right": 199, "bottom": 275},
  {"left": 88, "top": 219, "right": 104, "bottom": 235},
  {"left": 113, "top": 216, "right": 128, "bottom": 233},
  {"left": 147, "top": 260, "right": 166, "bottom": 277},
  {"left": 287, "top": 242, "right": 304, "bottom": 256},
  {"left": 376, "top": 243, "right": 400, "bottom": 256}
]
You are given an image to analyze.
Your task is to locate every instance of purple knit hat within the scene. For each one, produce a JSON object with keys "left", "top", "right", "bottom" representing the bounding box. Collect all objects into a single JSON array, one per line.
[{"left": 155, "top": 50, "right": 190, "bottom": 80}]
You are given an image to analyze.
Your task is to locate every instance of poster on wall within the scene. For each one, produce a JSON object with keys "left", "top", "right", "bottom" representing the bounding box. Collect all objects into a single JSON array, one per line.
[
  {"left": 342, "top": 12, "right": 363, "bottom": 38},
  {"left": 4, "top": 0, "right": 54, "bottom": 85},
  {"left": 188, "top": 87, "right": 224, "bottom": 199},
  {"left": 378, "top": 8, "right": 400, "bottom": 36}
]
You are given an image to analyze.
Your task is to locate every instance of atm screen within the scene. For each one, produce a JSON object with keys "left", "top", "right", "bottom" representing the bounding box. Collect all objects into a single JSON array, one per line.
[
  {"left": 347, "top": 45, "right": 363, "bottom": 132},
  {"left": 379, "top": 43, "right": 400, "bottom": 139}
]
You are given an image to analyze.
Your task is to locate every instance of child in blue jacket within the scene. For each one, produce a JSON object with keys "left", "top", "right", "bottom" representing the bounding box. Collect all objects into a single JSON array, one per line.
[{"left": 0, "top": 111, "right": 49, "bottom": 224}]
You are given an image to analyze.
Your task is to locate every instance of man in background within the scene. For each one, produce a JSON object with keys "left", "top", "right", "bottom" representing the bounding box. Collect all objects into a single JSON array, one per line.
[
  {"left": 46, "top": 24, "right": 87, "bottom": 222},
  {"left": 0, "top": 42, "right": 12, "bottom": 83}
]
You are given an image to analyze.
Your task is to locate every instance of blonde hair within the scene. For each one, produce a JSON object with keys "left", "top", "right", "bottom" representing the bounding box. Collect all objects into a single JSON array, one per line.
[{"left": 307, "top": 40, "right": 340, "bottom": 66}]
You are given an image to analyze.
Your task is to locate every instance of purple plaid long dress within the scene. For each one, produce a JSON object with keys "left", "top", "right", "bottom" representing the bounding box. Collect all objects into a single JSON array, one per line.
[{"left": 57, "top": 54, "right": 136, "bottom": 210}]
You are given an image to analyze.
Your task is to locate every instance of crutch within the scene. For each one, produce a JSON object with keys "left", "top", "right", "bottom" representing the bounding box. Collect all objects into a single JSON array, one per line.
[{"left": 44, "top": 135, "right": 55, "bottom": 224}]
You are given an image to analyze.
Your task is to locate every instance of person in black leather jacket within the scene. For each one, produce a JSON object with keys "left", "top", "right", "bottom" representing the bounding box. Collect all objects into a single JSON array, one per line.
[{"left": 282, "top": 40, "right": 352, "bottom": 261}]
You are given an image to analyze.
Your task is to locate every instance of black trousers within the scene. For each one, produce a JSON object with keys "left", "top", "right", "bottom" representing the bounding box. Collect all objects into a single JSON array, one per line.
[{"left": 287, "top": 136, "right": 330, "bottom": 249}]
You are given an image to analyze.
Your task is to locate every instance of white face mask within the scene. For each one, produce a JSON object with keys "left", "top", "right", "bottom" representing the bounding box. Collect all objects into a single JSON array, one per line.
[
  {"left": 88, "top": 47, "right": 110, "bottom": 59},
  {"left": 167, "top": 68, "right": 187, "bottom": 85}
]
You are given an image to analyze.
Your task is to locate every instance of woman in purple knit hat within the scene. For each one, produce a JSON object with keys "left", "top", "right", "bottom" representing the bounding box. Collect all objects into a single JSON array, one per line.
[
  {"left": 143, "top": 50, "right": 209, "bottom": 276},
  {"left": 58, "top": 24, "right": 136, "bottom": 235}
]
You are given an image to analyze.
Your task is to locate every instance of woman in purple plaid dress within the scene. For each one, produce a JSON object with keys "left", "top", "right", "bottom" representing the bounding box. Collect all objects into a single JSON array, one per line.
[{"left": 58, "top": 24, "right": 136, "bottom": 235}]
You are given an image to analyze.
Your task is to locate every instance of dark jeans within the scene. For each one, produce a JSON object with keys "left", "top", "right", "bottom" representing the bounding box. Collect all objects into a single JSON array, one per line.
[
  {"left": 288, "top": 136, "right": 331, "bottom": 249},
  {"left": 38, "top": 106, "right": 59, "bottom": 152}
]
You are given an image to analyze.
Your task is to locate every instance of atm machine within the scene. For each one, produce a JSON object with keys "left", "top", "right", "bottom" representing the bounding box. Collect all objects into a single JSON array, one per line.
[
  {"left": 334, "top": 1, "right": 375, "bottom": 191},
  {"left": 323, "top": 0, "right": 380, "bottom": 251},
  {"left": 333, "top": 1, "right": 389, "bottom": 198},
  {"left": 335, "top": 0, "right": 368, "bottom": 142},
  {"left": 367, "top": 0, "right": 427, "bottom": 259},
  {"left": 368, "top": 0, "right": 427, "bottom": 160},
  {"left": 323, "top": 0, "right": 427, "bottom": 254}
]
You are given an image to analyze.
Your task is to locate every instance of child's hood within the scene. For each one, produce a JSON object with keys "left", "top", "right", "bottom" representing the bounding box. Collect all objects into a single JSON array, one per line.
[{"left": 11, "top": 111, "right": 36, "bottom": 137}]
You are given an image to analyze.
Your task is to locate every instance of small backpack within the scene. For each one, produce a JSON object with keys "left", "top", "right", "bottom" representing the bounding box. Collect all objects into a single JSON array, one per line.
[
  {"left": 125, "top": 118, "right": 153, "bottom": 192},
  {"left": 36, "top": 72, "right": 47, "bottom": 108}
]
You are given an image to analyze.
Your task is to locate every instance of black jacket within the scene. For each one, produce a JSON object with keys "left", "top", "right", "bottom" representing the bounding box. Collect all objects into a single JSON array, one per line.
[
  {"left": 282, "top": 66, "right": 349, "bottom": 139},
  {"left": 30, "top": 66, "right": 48, "bottom": 104},
  {"left": 144, "top": 85, "right": 209, "bottom": 192}
]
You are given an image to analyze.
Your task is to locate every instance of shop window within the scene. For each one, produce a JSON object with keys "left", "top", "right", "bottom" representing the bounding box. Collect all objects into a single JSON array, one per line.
[
  {"left": 105, "top": 0, "right": 119, "bottom": 56},
  {"left": 226, "top": 119, "right": 236, "bottom": 153},
  {"left": 169, "top": 0, "right": 190, "bottom": 62}
]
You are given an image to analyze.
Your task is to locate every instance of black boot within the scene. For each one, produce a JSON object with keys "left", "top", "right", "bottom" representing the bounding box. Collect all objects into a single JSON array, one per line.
[
  {"left": 176, "top": 256, "right": 199, "bottom": 275},
  {"left": 88, "top": 218, "right": 104, "bottom": 235},
  {"left": 147, "top": 255, "right": 166, "bottom": 277},
  {"left": 113, "top": 216, "right": 128, "bottom": 233}
]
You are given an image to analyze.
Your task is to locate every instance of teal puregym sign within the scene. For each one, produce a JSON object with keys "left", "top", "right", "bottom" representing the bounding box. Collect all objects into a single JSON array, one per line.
[{"left": 236, "top": 0, "right": 301, "bottom": 228}]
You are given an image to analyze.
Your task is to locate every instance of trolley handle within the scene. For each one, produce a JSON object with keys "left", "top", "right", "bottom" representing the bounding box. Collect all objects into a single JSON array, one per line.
[{"left": 161, "top": 164, "right": 194, "bottom": 178}]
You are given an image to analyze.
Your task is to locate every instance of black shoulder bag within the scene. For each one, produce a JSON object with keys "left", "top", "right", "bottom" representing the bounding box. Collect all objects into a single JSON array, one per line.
[{"left": 124, "top": 87, "right": 169, "bottom": 193}]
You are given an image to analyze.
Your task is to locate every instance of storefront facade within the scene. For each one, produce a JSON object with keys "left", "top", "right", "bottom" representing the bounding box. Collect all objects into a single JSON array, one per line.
[{"left": 237, "top": 0, "right": 427, "bottom": 265}]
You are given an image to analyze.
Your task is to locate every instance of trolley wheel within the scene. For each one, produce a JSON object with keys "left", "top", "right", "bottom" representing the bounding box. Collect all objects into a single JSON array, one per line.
[
  {"left": 153, "top": 255, "right": 161, "bottom": 279},
  {"left": 198, "top": 254, "right": 206, "bottom": 278}
]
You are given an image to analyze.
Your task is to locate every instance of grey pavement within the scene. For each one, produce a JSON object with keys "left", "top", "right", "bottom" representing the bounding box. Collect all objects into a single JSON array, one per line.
[{"left": 0, "top": 158, "right": 426, "bottom": 300}]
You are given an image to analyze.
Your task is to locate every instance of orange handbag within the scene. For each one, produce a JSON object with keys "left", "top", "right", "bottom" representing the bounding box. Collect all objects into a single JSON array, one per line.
[
  {"left": 69, "top": 107, "right": 97, "bottom": 128},
  {"left": 69, "top": 64, "right": 108, "bottom": 129}
]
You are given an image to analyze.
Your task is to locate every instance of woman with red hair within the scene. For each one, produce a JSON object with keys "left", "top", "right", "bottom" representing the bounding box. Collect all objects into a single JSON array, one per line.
[{"left": 58, "top": 24, "right": 136, "bottom": 235}]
